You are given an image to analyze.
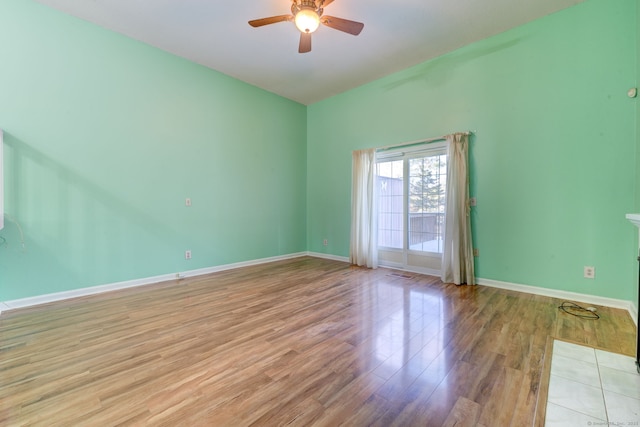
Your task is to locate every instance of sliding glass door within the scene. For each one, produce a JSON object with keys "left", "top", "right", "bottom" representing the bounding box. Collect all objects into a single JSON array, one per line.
[{"left": 376, "top": 143, "right": 447, "bottom": 274}]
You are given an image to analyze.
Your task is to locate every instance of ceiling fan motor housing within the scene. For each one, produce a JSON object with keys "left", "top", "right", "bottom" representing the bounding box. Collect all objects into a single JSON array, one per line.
[{"left": 292, "top": 0, "right": 324, "bottom": 16}]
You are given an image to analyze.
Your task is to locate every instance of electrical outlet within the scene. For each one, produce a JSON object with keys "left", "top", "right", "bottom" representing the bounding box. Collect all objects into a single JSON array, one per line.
[
  {"left": 185, "top": 198, "right": 192, "bottom": 207},
  {"left": 473, "top": 248, "right": 479, "bottom": 257},
  {"left": 323, "top": 239, "right": 328, "bottom": 246},
  {"left": 185, "top": 250, "right": 192, "bottom": 260},
  {"left": 469, "top": 197, "right": 477, "bottom": 207},
  {"left": 584, "top": 266, "right": 595, "bottom": 279}
]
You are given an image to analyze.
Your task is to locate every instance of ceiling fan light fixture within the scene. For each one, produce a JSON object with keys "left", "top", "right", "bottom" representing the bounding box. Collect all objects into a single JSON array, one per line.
[
  {"left": 295, "top": 8, "right": 320, "bottom": 33},
  {"left": 250, "top": 0, "right": 363, "bottom": 53}
]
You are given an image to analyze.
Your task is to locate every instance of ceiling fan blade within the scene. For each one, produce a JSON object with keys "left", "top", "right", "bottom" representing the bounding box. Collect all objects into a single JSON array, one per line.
[
  {"left": 249, "top": 15, "right": 293, "bottom": 27},
  {"left": 299, "top": 33, "right": 312, "bottom": 53},
  {"left": 321, "top": 16, "right": 364, "bottom": 35},
  {"left": 321, "top": 0, "right": 335, "bottom": 7}
]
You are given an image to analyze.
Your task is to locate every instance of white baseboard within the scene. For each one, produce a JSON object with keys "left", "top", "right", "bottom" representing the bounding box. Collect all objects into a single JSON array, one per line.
[
  {"left": 2, "top": 253, "right": 637, "bottom": 329},
  {"left": 306, "top": 251, "right": 349, "bottom": 263},
  {"left": 1, "top": 272, "right": 177, "bottom": 313},
  {"left": 178, "top": 252, "right": 309, "bottom": 278},
  {"left": 0, "top": 252, "right": 308, "bottom": 314},
  {"left": 477, "top": 277, "right": 637, "bottom": 326}
]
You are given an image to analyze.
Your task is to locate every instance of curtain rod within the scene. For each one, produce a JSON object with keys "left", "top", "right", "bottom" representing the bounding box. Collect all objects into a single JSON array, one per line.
[{"left": 376, "top": 130, "right": 475, "bottom": 152}]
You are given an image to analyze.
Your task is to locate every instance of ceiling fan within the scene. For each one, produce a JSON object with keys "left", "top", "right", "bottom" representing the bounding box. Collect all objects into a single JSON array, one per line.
[{"left": 249, "top": 0, "right": 364, "bottom": 54}]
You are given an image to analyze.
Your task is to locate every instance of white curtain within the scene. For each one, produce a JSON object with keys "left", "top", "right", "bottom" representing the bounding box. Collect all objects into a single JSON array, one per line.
[
  {"left": 441, "top": 133, "right": 475, "bottom": 285},
  {"left": 350, "top": 148, "right": 378, "bottom": 268}
]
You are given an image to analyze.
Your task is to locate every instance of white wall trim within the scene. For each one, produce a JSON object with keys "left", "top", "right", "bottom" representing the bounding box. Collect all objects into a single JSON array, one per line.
[
  {"left": 306, "top": 251, "right": 350, "bottom": 263},
  {"left": 177, "top": 252, "right": 308, "bottom": 279},
  {"left": 0, "top": 252, "right": 308, "bottom": 314},
  {"left": 1, "top": 253, "right": 636, "bottom": 329},
  {"left": 477, "top": 277, "right": 637, "bottom": 326},
  {"left": 1, "top": 272, "right": 179, "bottom": 313}
]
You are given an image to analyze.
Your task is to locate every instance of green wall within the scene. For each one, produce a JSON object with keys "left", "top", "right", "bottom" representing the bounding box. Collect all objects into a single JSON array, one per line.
[
  {"left": 637, "top": 0, "right": 640, "bottom": 217},
  {"left": 0, "top": 0, "right": 307, "bottom": 300},
  {"left": 634, "top": 0, "right": 640, "bottom": 307},
  {"left": 307, "top": 0, "right": 638, "bottom": 300},
  {"left": 1, "top": 0, "right": 638, "bottom": 305}
]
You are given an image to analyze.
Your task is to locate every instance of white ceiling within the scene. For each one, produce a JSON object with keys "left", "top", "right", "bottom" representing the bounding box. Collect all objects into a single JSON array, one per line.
[{"left": 34, "top": 0, "right": 585, "bottom": 105}]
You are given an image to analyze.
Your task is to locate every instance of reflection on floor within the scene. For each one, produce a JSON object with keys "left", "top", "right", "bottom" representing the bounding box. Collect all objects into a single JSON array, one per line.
[
  {"left": 3, "top": 256, "right": 637, "bottom": 425},
  {"left": 545, "top": 340, "right": 640, "bottom": 426}
]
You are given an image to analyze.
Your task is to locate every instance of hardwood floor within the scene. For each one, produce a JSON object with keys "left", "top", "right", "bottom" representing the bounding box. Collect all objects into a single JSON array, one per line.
[{"left": 0, "top": 257, "right": 635, "bottom": 426}]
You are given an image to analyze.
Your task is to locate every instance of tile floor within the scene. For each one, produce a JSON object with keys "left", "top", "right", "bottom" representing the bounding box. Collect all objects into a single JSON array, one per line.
[{"left": 545, "top": 340, "right": 640, "bottom": 426}]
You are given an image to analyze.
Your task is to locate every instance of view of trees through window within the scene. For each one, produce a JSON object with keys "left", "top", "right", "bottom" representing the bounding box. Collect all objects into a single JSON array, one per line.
[
  {"left": 377, "top": 150, "right": 447, "bottom": 253},
  {"left": 409, "top": 154, "right": 447, "bottom": 252}
]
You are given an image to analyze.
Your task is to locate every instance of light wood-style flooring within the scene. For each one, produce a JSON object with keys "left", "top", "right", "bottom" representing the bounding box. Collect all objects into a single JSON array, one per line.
[{"left": 0, "top": 257, "right": 636, "bottom": 426}]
